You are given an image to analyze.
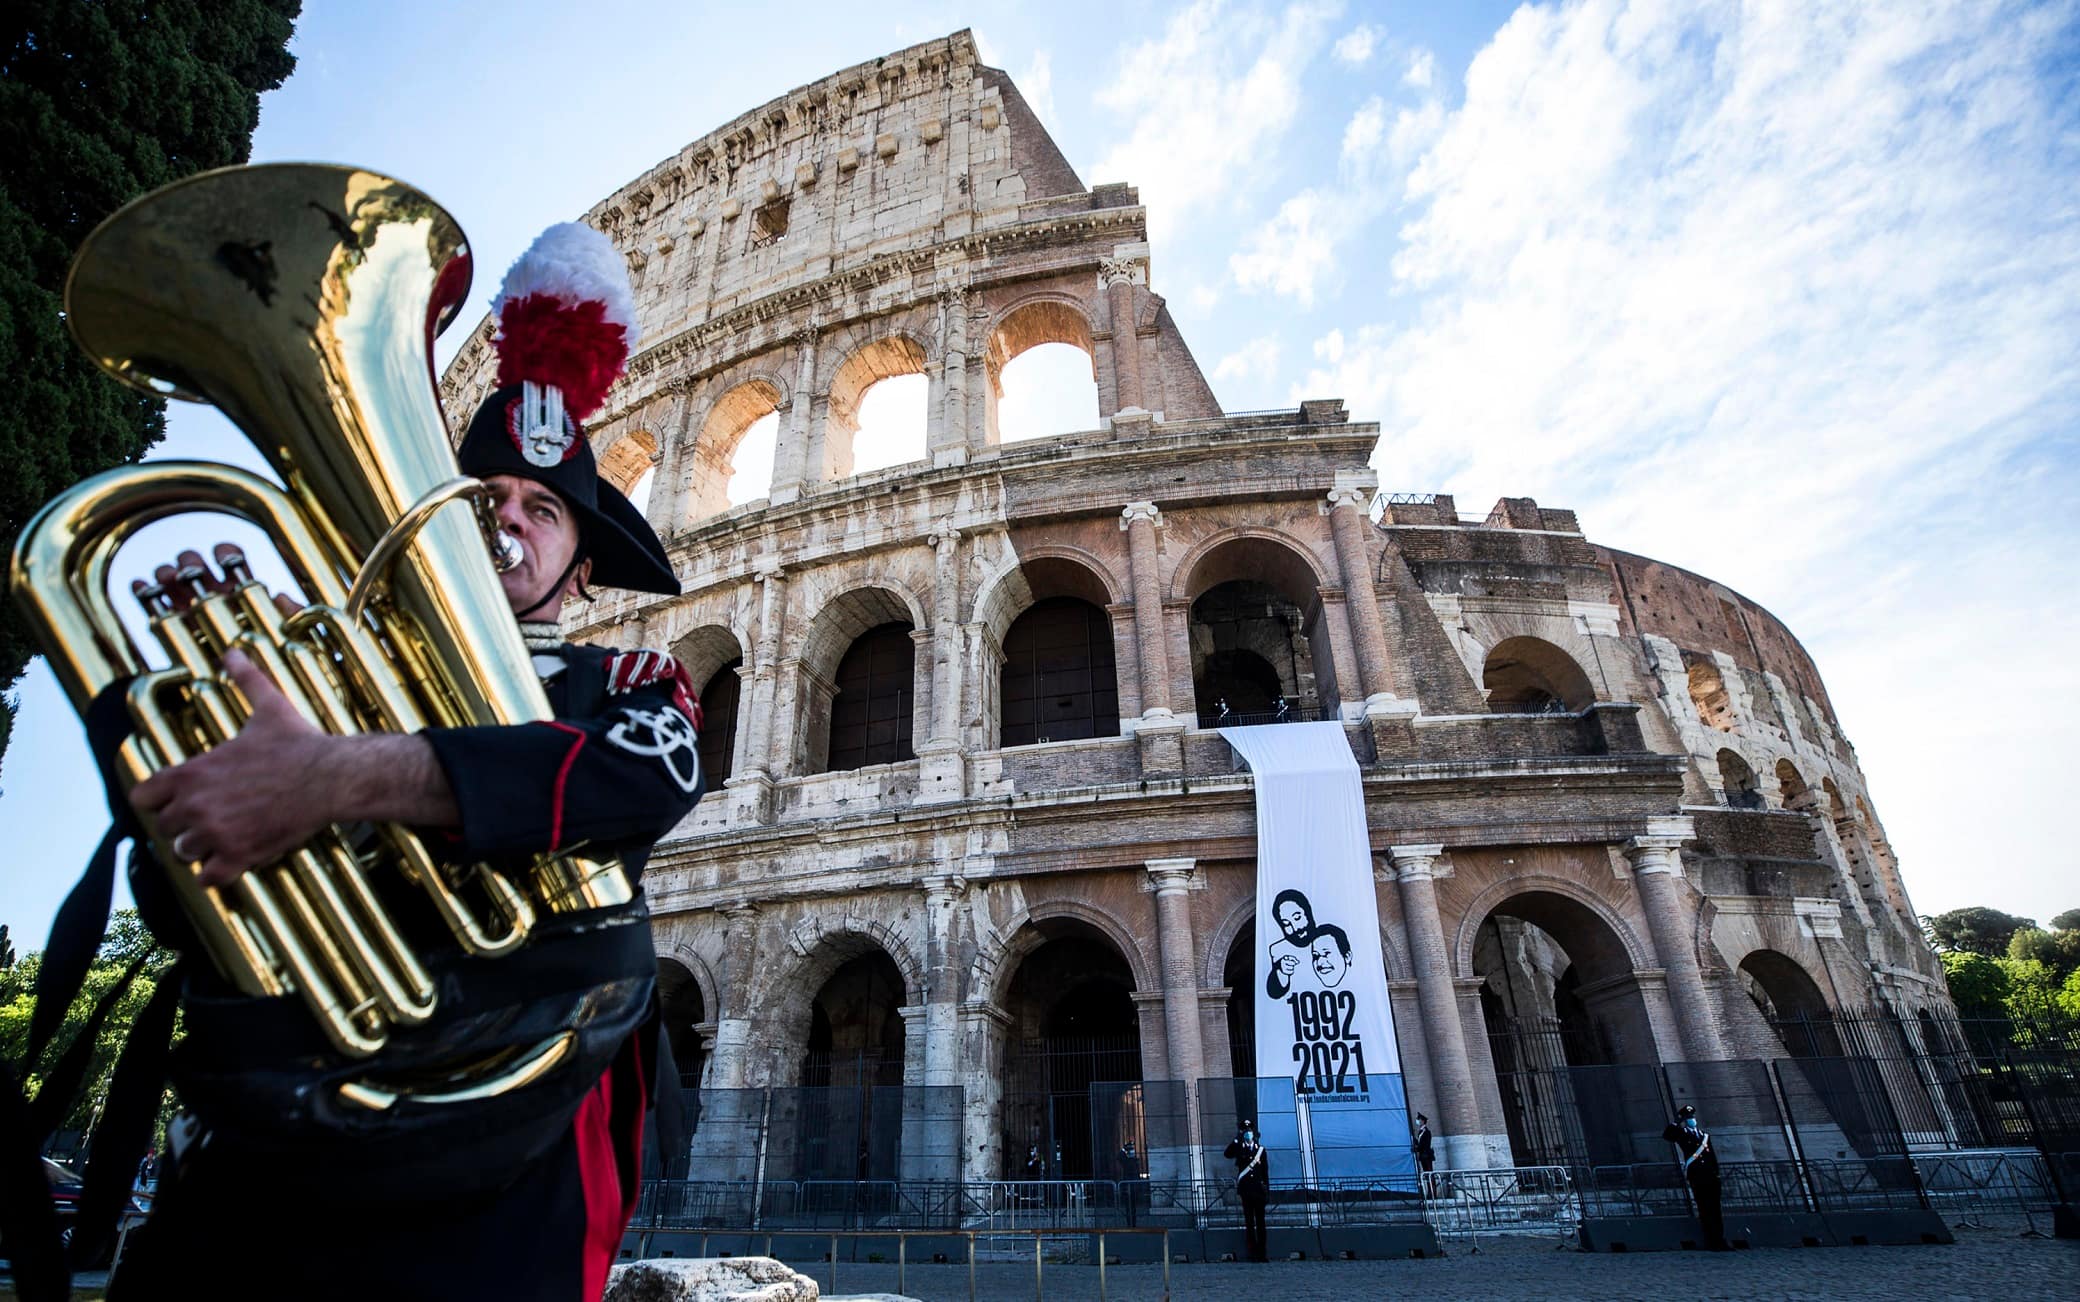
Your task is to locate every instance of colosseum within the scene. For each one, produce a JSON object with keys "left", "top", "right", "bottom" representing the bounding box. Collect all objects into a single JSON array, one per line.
[{"left": 442, "top": 30, "right": 1951, "bottom": 1188}]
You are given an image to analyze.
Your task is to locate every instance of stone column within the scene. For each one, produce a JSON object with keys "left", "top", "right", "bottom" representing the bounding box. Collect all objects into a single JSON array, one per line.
[
  {"left": 1120, "top": 502, "right": 1173, "bottom": 718},
  {"left": 726, "top": 561, "right": 784, "bottom": 823},
  {"left": 1623, "top": 819, "right": 1726, "bottom": 1062},
  {"left": 1389, "top": 845, "right": 1488, "bottom": 1169},
  {"left": 1145, "top": 859, "right": 1207, "bottom": 1088},
  {"left": 929, "top": 286, "right": 970, "bottom": 466},
  {"left": 920, "top": 875, "right": 963, "bottom": 1089},
  {"left": 767, "top": 328, "right": 819, "bottom": 504},
  {"left": 1102, "top": 259, "right": 1146, "bottom": 413},
  {"left": 1323, "top": 473, "right": 1407, "bottom": 716},
  {"left": 918, "top": 527, "right": 966, "bottom": 802},
  {"left": 709, "top": 901, "right": 762, "bottom": 1092}
]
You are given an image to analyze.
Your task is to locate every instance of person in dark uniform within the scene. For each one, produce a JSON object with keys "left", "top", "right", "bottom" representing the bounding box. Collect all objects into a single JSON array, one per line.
[
  {"left": 1662, "top": 1104, "right": 1728, "bottom": 1250},
  {"left": 1412, "top": 1112, "right": 1436, "bottom": 1175},
  {"left": 108, "top": 224, "right": 703, "bottom": 1301},
  {"left": 1224, "top": 1119, "right": 1272, "bottom": 1263}
]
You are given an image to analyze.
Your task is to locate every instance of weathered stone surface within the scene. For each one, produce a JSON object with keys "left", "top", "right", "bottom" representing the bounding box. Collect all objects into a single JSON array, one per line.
[
  {"left": 604, "top": 1257, "right": 820, "bottom": 1302},
  {"left": 437, "top": 27, "right": 1949, "bottom": 1184}
]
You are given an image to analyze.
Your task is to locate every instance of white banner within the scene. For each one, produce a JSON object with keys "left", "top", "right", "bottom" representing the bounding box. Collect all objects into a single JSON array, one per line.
[{"left": 1223, "top": 721, "right": 1411, "bottom": 1179}]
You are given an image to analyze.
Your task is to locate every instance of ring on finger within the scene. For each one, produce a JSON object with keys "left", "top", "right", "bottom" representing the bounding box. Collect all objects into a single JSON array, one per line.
[{"left": 172, "top": 831, "right": 202, "bottom": 862}]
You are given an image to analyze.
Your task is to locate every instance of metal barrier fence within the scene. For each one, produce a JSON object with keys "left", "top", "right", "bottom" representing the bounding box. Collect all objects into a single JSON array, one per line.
[
  {"left": 626, "top": 1226, "right": 1175, "bottom": 1301},
  {"left": 1422, "top": 1166, "right": 1578, "bottom": 1245}
]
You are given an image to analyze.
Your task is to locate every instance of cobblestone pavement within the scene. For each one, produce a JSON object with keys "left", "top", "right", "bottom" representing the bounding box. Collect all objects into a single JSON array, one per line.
[{"left": 792, "top": 1225, "right": 2079, "bottom": 1301}]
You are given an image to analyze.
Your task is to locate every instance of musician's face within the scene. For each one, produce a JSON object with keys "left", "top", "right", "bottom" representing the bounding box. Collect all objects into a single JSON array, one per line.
[{"left": 485, "top": 475, "right": 590, "bottom": 614}]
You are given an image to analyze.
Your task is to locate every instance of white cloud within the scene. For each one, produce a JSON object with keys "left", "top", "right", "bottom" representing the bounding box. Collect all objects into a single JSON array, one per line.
[
  {"left": 1403, "top": 47, "right": 1437, "bottom": 89},
  {"left": 1340, "top": 95, "right": 1387, "bottom": 174},
  {"left": 1018, "top": 50, "right": 1057, "bottom": 126},
  {"left": 1230, "top": 191, "right": 1341, "bottom": 303},
  {"left": 1301, "top": 0, "right": 2080, "bottom": 921},
  {"left": 1213, "top": 335, "right": 1284, "bottom": 384},
  {"left": 1334, "top": 22, "right": 1381, "bottom": 65},
  {"left": 1093, "top": 0, "right": 1341, "bottom": 240}
]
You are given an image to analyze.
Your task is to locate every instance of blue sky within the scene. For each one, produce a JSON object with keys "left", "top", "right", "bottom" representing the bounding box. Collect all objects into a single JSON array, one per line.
[{"left": 4, "top": 0, "right": 2077, "bottom": 950}]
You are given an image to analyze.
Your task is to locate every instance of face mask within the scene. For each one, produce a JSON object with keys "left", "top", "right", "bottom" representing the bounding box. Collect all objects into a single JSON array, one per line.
[{"left": 1683, "top": 1117, "right": 1699, "bottom": 1130}]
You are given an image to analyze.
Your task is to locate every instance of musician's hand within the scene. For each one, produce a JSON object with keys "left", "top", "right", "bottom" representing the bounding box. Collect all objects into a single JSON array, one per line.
[
  {"left": 141, "top": 543, "right": 302, "bottom": 618},
  {"left": 131, "top": 650, "right": 337, "bottom": 886}
]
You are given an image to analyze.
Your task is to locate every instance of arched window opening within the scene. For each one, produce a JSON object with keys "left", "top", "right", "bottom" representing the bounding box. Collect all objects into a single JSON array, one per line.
[
  {"left": 801, "top": 951, "right": 907, "bottom": 1088},
  {"left": 828, "top": 337, "right": 928, "bottom": 481},
  {"left": 1717, "top": 749, "right": 1764, "bottom": 810},
  {"left": 728, "top": 411, "right": 779, "bottom": 506},
  {"left": 1190, "top": 580, "right": 1321, "bottom": 724},
  {"left": 656, "top": 958, "right": 708, "bottom": 1096},
  {"left": 1482, "top": 636, "right": 1596, "bottom": 713},
  {"left": 997, "top": 344, "right": 1099, "bottom": 441},
  {"left": 1684, "top": 654, "right": 1737, "bottom": 731},
  {"left": 999, "top": 923, "right": 1142, "bottom": 1179},
  {"left": 597, "top": 430, "right": 657, "bottom": 497},
  {"left": 1776, "top": 758, "right": 1809, "bottom": 808},
  {"left": 692, "top": 380, "right": 784, "bottom": 518},
  {"left": 1000, "top": 597, "right": 1119, "bottom": 747},
  {"left": 825, "top": 621, "right": 916, "bottom": 772},
  {"left": 628, "top": 467, "right": 657, "bottom": 518},
  {"left": 987, "top": 301, "right": 1099, "bottom": 444},
  {"left": 1223, "top": 922, "right": 1256, "bottom": 1077},
  {"left": 1470, "top": 891, "right": 1662, "bottom": 1168},
  {"left": 698, "top": 658, "right": 742, "bottom": 788},
  {"left": 1739, "top": 951, "right": 1838, "bottom": 1056},
  {"left": 792, "top": 949, "right": 907, "bottom": 1183}
]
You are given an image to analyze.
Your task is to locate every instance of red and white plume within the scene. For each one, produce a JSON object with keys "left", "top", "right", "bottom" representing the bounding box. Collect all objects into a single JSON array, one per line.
[{"left": 491, "top": 222, "right": 640, "bottom": 466}]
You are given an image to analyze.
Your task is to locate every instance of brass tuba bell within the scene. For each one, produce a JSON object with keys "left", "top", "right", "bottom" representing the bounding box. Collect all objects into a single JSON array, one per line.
[{"left": 11, "top": 163, "right": 634, "bottom": 1106}]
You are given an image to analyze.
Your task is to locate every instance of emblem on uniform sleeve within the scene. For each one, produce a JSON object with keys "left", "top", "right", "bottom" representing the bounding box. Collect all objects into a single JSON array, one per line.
[
  {"left": 602, "top": 649, "right": 704, "bottom": 792},
  {"left": 607, "top": 705, "right": 701, "bottom": 793}
]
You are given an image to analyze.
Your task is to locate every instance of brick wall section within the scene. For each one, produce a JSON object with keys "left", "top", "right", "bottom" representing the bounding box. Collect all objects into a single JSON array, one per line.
[
  {"left": 1602, "top": 546, "right": 1835, "bottom": 718},
  {"left": 971, "top": 65, "right": 1084, "bottom": 199}
]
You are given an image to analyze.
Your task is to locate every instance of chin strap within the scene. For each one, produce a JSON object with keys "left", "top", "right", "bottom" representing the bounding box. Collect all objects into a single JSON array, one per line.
[{"left": 511, "top": 551, "right": 588, "bottom": 622}]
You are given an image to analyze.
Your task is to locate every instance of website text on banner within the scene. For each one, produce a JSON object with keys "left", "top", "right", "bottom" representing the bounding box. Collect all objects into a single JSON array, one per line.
[{"left": 1221, "top": 721, "right": 1414, "bottom": 1181}]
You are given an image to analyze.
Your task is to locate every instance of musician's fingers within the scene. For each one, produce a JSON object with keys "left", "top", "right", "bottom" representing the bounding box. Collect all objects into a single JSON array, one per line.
[
  {"left": 131, "top": 767, "right": 179, "bottom": 814},
  {"left": 195, "top": 852, "right": 244, "bottom": 888},
  {"left": 154, "top": 563, "right": 188, "bottom": 610},
  {"left": 219, "top": 649, "right": 284, "bottom": 717}
]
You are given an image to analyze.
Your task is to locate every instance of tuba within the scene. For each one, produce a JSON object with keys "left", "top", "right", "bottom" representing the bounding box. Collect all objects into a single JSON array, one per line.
[{"left": 11, "top": 163, "right": 636, "bottom": 1107}]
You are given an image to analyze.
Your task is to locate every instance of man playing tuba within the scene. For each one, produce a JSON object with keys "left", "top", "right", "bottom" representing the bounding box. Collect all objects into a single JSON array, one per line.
[{"left": 111, "top": 222, "right": 703, "bottom": 1301}]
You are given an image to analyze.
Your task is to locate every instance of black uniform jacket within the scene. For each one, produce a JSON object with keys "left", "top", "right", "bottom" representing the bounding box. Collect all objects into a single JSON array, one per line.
[
  {"left": 422, "top": 642, "right": 705, "bottom": 873},
  {"left": 1225, "top": 1137, "right": 1272, "bottom": 1196},
  {"left": 160, "top": 640, "right": 705, "bottom": 1202},
  {"left": 1663, "top": 1123, "right": 1720, "bottom": 1177}
]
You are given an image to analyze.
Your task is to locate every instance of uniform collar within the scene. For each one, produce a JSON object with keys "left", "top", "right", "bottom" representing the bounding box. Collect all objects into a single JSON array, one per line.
[{"left": 519, "top": 620, "right": 564, "bottom": 652}]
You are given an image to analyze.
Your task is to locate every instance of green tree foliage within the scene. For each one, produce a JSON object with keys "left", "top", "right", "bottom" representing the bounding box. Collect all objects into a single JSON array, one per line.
[
  {"left": 2008, "top": 926, "right": 2080, "bottom": 980},
  {"left": 0, "top": 909, "right": 171, "bottom": 1137},
  {"left": 1925, "top": 906, "right": 2036, "bottom": 958},
  {"left": 2050, "top": 908, "right": 2080, "bottom": 933},
  {"left": 1939, "top": 951, "right": 2009, "bottom": 1015},
  {"left": 0, "top": 0, "right": 300, "bottom": 764}
]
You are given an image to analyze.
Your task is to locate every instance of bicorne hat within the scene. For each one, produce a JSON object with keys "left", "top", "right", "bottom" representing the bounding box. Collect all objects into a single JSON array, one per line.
[{"left": 454, "top": 222, "right": 678, "bottom": 597}]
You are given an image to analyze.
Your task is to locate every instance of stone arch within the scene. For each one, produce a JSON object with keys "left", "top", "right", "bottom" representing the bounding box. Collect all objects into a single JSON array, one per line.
[
  {"left": 1717, "top": 748, "right": 1764, "bottom": 809},
  {"left": 1481, "top": 636, "right": 1598, "bottom": 713},
  {"left": 972, "top": 547, "right": 1124, "bottom": 645},
  {"left": 975, "top": 898, "right": 1156, "bottom": 1009},
  {"left": 1451, "top": 874, "right": 1655, "bottom": 982},
  {"left": 1823, "top": 776, "right": 1850, "bottom": 820},
  {"left": 1684, "top": 653, "right": 1737, "bottom": 731},
  {"left": 796, "top": 582, "right": 930, "bottom": 684},
  {"left": 670, "top": 622, "right": 747, "bottom": 691},
  {"left": 823, "top": 333, "right": 930, "bottom": 481},
  {"left": 1171, "top": 528, "right": 1333, "bottom": 606},
  {"left": 1736, "top": 947, "right": 1833, "bottom": 1020},
  {"left": 983, "top": 295, "right": 1099, "bottom": 444},
  {"left": 1775, "top": 758, "right": 1809, "bottom": 807},
  {"left": 1202, "top": 893, "right": 1258, "bottom": 989},
  {"left": 772, "top": 919, "right": 926, "bottom": 1014},
  {"left": 687, "top": 376, "right": 788, "bottom": 518},
  {"left": 657, "top": 939, "right": 723, "bottom": 1021},
  {"left": 597, "top": 428, "right": 658, "bottom": 516},
  {"left": 1178, "top": 531, "right": 1339, "bottom": 721}
]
